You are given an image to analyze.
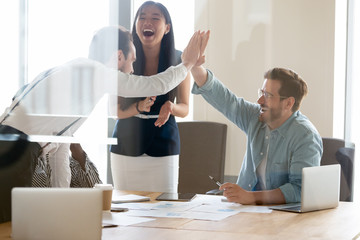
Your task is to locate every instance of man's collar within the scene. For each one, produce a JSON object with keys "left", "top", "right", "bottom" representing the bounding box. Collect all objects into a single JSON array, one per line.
[{"left": 265, "top": 111, "right": 299, "bottom": 136}]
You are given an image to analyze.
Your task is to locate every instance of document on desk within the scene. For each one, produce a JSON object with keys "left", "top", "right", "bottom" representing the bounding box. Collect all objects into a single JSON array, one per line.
[
  {"left": 113, "top": 200, "right": 202, "bottom": 211},
  {"left": 102, "top": 211, "right": 154, "bottom": 226},
  {"left": 193, "top": 194, "right": 272, "bottom": 213},
  {"left": 126, "top": 195, "right": 271, "bottom": 221},
  {"left": 127, "top": 208, "right": 238, "bottom": 221},
  {"left": 191, "top": 203, "right": 272, "bottom": 214},
  {"left": 194, "top": 194, "right": 272, "bottom": 213},
  {"left": 111, "top": 202, "right": 155, "bottom": 210}
]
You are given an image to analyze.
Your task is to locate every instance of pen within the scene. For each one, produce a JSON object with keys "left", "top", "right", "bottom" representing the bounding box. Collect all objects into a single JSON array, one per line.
[{"left": 208, "top": 175, "right": 223, "bottom": 187}]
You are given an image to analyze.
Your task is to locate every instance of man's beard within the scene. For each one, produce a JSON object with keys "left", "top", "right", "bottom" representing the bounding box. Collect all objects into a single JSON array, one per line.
[
  {"left": 258, "top": 104, "right": 266, "bottom": 122},
  {"left": 258, "top": 112, "right": 264, "bottom": 122}
]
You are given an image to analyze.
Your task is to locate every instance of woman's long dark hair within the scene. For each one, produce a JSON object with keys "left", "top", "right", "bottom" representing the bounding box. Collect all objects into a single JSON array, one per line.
[
  {"left": 119, "top": 1, "right": 178, "bottom": 110},
  {"left": 132, "top": 1, "right": 177, "bottom": 74}
]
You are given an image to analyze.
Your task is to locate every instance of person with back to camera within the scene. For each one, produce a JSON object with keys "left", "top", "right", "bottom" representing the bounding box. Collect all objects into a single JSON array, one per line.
[
  {"left": 8, "top": 26, "right": 203, "bottom": 189},
  {"left": 190, "top": 63, "right": 323, "bottom": 204},
  {"left": 0, "top": 25, "right": 208, "bottom": 222},
  {"left": 110, "top": 1, "right": 192, "bottom": 193}
]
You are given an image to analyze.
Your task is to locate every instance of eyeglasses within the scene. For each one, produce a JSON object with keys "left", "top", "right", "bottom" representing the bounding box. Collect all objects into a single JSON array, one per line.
[{"left": 258, "top": 89, "right": 288, "bottom": 99}]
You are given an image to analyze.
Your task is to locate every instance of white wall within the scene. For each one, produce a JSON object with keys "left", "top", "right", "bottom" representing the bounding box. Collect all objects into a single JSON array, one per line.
[{"left": 194, "top": 0, "right": 336, "bottom": 177}]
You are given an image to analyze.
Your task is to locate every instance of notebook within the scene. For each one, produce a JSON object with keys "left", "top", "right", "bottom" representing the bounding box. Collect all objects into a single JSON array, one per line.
[
  {"left": 11, "top": 188, "right": 102, "bottom": 240},
  {"left": 270, "top": 164, "right": 340, "bottom": 213}
]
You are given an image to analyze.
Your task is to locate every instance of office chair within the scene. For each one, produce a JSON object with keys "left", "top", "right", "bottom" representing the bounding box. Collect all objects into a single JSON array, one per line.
[
  {"left": 321, "top": 137, "right": 355, "bottom": 202},
  {"left": 177, "top": 121, "right": 227, "bottom": 194},
  {"left": 0, "top": 133, "right": 32, "bottom": 223}
]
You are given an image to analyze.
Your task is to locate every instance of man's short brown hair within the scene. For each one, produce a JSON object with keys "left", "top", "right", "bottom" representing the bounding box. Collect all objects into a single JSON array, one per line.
[
  {"left": 88, "top": 26, "right": 133, "bottom": 64},
  {"left": 264, "top": 68, "right": 308, "bottom": 112}
]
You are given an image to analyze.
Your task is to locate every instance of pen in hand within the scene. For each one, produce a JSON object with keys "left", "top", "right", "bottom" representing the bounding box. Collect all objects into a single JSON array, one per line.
[{"left": 208, "top": 175, "right": 223, "bottom": 187}]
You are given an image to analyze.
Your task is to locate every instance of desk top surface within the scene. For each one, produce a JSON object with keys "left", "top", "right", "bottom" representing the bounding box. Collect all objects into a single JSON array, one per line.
[{"left": 1, "top": 190, "right": 360, "bottom": 240}]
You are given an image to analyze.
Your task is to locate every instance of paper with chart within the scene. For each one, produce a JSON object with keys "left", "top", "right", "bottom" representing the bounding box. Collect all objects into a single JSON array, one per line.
[{"left": 122, "top": 194, "right": 271, "bottom": 221}]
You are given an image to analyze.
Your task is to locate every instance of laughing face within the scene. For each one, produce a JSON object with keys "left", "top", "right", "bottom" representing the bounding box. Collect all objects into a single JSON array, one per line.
[
  {"left": 257, "top": 79, "right": 292, "bottom": 130},
  {"left": 135, "top": 4, "right": 170, "bottom": 49}
]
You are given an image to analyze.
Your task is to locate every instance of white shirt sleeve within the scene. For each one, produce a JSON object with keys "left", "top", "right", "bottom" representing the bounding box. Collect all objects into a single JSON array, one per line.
[
  {"left": 96, "top": 62, "right": 188, "bottom": 97},
  {"left": 0, "top": 59, "right": 188, "bottom": 134}
]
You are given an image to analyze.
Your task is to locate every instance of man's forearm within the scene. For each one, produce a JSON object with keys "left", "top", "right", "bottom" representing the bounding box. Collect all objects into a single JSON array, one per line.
[
  {"left": 191, "top": 66, "right": 208, "bottom": 87},
  {"left": 251, "top": 188, "right": 286, "bottom": 205}
]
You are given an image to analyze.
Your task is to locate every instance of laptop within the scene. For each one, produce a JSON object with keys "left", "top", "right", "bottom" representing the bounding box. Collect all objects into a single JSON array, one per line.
[
  {"left": 12, "top": 188, "right": 102, "bottom": 240},
  {"left": 270, "top": 164, "right": 340, "bottom": 213}
]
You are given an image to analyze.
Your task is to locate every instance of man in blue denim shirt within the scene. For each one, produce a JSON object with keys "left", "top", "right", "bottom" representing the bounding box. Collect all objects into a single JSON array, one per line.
[{"left": 191, "top": 66, "right": 322, "bottom": 204}]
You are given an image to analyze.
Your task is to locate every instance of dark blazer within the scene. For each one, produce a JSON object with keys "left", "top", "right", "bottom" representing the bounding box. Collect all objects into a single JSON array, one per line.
[{"left": 110, "top": 50, "right": 182, "bottom": 156}]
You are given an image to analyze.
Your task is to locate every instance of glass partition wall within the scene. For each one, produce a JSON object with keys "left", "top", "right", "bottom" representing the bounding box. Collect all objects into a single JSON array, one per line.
[{"left": 0, "top": 0, "right": 194, "bottom": 184}]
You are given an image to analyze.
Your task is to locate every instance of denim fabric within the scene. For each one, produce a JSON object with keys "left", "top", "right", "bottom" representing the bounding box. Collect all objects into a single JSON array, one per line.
[{"left": 192, "top": 70, "right": 323, "bottom": 203}]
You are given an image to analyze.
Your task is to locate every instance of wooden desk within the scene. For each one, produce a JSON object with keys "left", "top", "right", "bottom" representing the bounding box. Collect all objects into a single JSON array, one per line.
[{"left": 1, "top": 191, "right": 360, "bottom": 240}]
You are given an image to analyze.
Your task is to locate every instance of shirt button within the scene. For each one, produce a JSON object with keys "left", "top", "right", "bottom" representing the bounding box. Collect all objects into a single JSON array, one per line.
[
  {"left": 265, "top": 136, "right": 269, "bottom": 139},
  {"left": 260, "top": 152, "right": 263, "bottom": 155},
  {"left": 248, "top": 184, "right": 251, "bottom": 188}
]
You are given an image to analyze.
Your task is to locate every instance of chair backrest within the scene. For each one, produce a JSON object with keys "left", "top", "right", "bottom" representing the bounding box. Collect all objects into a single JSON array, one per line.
[
  {"left": 177, "top": 121, "right": 227, "bottom": 194},
  {"left": 321, "top": 137, "right": 355, "bottom": 201},
  {"left": 0, "top": 133, "right": 32, "bottom": 223}
]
